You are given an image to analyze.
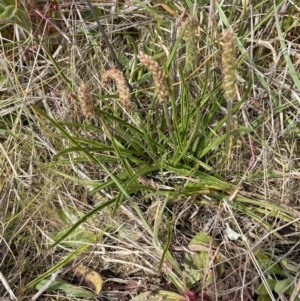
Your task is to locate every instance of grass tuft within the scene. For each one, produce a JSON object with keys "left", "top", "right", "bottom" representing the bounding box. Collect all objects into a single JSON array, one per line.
[{"left": 1, "top": 1, "right": 300, "bottom": 301}]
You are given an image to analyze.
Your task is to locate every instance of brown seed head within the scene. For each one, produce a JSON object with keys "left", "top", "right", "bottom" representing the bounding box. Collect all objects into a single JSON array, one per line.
[
  {"left": 101, "top": 69, "right": 132, "bottom": 110},
  {"left": 137, "top": 51, "right": 169, "bottom": 103},
  {"left": 77, "top": 83, "right": 96, "bottom": 117},
  {"left": 183, "top": 17, "right": 199, "bottom": 71},
  {"left": 222, "top": 30, "right": 236, "bottom": 99}
]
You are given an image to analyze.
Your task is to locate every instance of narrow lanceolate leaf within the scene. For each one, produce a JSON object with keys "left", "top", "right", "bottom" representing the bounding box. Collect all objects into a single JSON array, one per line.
[
  {"left": 0, "top": 5, "right": 15, "bottom": 19},
  {"left": 35, "top": 278, "right": 95, "bottom": 298}
]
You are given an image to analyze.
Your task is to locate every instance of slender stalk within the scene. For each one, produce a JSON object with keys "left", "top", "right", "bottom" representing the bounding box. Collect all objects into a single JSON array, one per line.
[{"left": 225, "top": 97, "right": 233, "bottom": 159}]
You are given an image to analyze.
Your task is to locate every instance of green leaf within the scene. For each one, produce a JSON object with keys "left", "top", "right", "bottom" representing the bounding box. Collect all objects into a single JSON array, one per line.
[
  {"left": 24, "top": 244, "right": 90, "bottom": 291},
  {"left": 50, "top": 197, "right": 116, "bottom": 248},
  {"left": 52, "top": 226, "right": 96, "bottom": 248},
  {"left": 0, "top": 1, "right": 31, "bottom": 32},
  {"left": 184, "top": 232, "right": 224, "bottom": 288},
  {"left": 255, "top": 252, "right": 286, "bottom": 276},
  {"left": 274, "top": 278, "right": 293, "bottom": 294},
  {"left": 2, "top": 0, "right": 16, "bottom": 5},
  {"left": 255, "top": 279, "right": 276, "bottom": 295},
  {"left": 0, "top": 5, "right": 16, "bottom": 19},
  {"left": 35, "top": 278, "right": 95, "bottom": 297},
  {"left": 177, "top": 182, "right": 210, "bottom": 196},
  {"left": 257, "top": 295, "right": 272, "bottom": 301},
  {"left": 281, "top": 259, "right": 300, "bottom": 273},
  {"left": 165, "top": 163, "right": 237, "bottom": 193},
  {"left": 14, "top": 8, "right": 31, "bottom": 32}
]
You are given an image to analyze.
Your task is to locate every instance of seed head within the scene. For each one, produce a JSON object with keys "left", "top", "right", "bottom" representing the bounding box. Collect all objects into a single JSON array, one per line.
[
  {"left": 183, "top": 17, "right": 199, "bottom": 72},
  {"left": 222, "top": 30, "right": 236, "bottom": 99},
  {"left": 137, "top": 51, "right": 169, "bottom": 103},
  {"left": 77, "top": 83, "right": 96, "bottom": 117},
  {"left": 101, "top": 69, "right": 132, "bottom": 111}
]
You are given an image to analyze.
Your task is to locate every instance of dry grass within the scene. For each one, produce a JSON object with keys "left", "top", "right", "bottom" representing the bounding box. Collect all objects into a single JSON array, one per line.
[{"left": 1, "top": 1, "right": 300, "bottom": 301}]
